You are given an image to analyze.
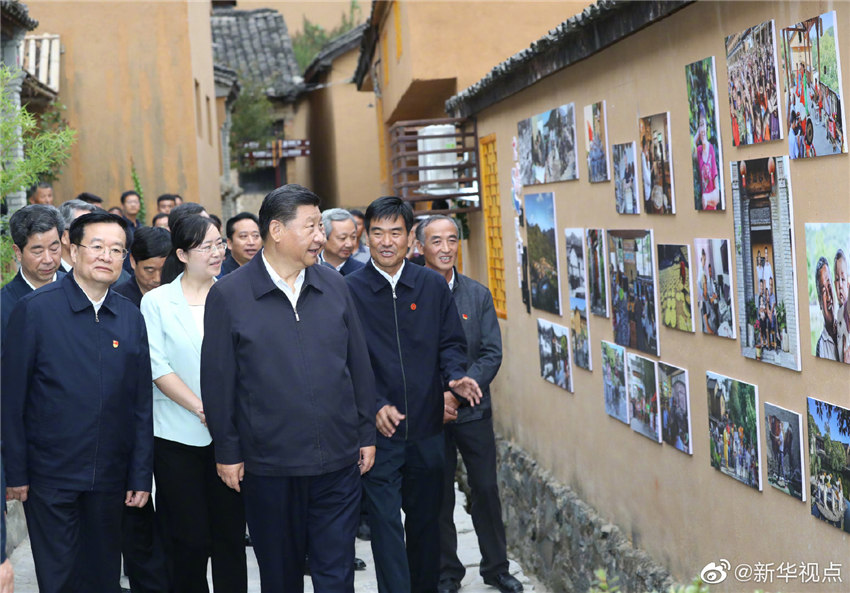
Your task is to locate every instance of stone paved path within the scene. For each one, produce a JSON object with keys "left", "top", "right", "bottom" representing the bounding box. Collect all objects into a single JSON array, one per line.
[{"left": 11, "top": 486, "right": 548, "bottom": 592}]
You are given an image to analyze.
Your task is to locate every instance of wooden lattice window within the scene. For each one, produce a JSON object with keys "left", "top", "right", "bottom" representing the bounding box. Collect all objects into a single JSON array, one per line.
[{"left": 479, "top": 134, "right": 507, "bottom": 319}]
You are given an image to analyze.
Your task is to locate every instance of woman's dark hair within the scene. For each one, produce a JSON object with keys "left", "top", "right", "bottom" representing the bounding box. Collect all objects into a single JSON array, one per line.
[
  {"left": 168, "top": 202, "right": 207, "bottom": 231},
  {"left": 160, "top": 215, "right": 214, "bottom": 284}
]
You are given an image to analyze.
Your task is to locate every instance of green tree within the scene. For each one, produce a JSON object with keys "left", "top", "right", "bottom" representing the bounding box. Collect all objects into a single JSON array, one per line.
[
  {"left": 816, "top": 27, "right": 839, "bottom": 92},
  {"left": 229, "top": 78, "right": 276, "bottom": 172},
  {"left": 824, "top": 436, "right": 846, "bottom": 474},
  {"left": 292, "top": 1, "right": 362, "bottom": 72}
]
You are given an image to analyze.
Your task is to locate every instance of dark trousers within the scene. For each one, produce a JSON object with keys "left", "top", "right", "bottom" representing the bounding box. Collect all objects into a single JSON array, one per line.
[
  {"left": 153, "top": 437, "right": 247, "bottom": 593},
  {"left": 24, "top": 484, "right": 124, "bottom": 593},
  {"left": 364, "top": 433, "right": 445, "bottom": 593},
  {"left": 122, "top": 497, "right": 169, "bottom": 593},
  {"left": 439, "top": 416, "right": 509, "bottom": 581},
  {"left": 242, "top": 464, "right": 361, "bottom": 593}
]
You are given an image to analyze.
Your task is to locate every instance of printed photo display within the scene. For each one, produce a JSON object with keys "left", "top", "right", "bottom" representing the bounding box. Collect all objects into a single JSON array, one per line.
[
  {"left": 694, "top": 238, "right": 737, "bottom": 339},
  {"left": 658, "top": 362, "right": 692, "bottom": 454},
  {"left": 764, "top": 402, "right": 805, "bottom": 502},
  {"left": 780, "top": 11, "right": 847, "bottom": 159},
  {"left": 586, "top": 229, "right": 609, "bottom": 318},
  {"left": 601, "top": 340, "right": 628, "bottom": 424},
  {"left": 525, "top": 192, "right": 561, "bottom": 315},
  {"left": 807, "top": 397, "right": 850, "bottom": 533},
  {"left": 657, "top": 244, "right": 695, "bottom": 333},
  {"left": 685, "top": 56, "right": 725, "bottom": 210},
  {"left": 517, "top": 104, "right": 579, "bottom": 186},
  {"left": 627, "top": 353, "right": 660, "bottom": 443},
  {"left": 706, "top": 371, "right": 761, "bottom": 491},
  {"left": 804, "top": 223, "right": 850, "bottom": 363},
  {"left": 565, "top": 228, "right": 591, "bottom": 371},
  {"left": 612, "top": 142, "right": 639, "bottom": 214},
  {"left": 607, "top": 230, "right": 659, "bottom": 356},
  {"left": 731, "top": 156, "right": 801, "bottom": 371},
  {"left": 537, "top": 318, "right": 573, "bottom": 392},
  {"left": 584, "top": 101, "right": 610, "bottom": 182},
  {"left": 725, "top": 19, "right": 783, "bottom": 146},
  {"left": 639, "top": 112, "right": 675, "bottom": 214}
]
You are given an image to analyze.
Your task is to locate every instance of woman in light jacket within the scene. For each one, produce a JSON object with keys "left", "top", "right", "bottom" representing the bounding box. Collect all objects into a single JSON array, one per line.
[{"left": 140, "top": 214, "right": 246, "bottom": 592}]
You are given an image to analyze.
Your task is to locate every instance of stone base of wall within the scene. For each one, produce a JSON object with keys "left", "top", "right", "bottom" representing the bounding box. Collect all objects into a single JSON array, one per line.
[
  {"left": 4, "top": 500, "right": 27, "bottom": 559},
  {"left": 456, "top": 436, "right": 675, "bottom": 593}
]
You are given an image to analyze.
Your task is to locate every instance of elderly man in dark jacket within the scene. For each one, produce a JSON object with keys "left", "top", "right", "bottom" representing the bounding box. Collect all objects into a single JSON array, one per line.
[
  {"left": 417, "top": 215, "right": 523, "bottom": 593},
  {"left": 345, "top": 197, "right": 482, "bottom": 593}
]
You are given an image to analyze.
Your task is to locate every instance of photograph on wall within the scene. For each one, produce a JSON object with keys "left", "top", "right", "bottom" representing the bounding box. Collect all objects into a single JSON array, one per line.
[
  {"left": 627, "top": 352, "right": 660, "bottom": 443},
  {"left": 731, "top": 156, "right": 800, "bottom": 370},
  {"left": 537, "top": 318, "right": 573, "bottom": 392},
  {"left": 584, "top": 101, "right": 610, "bottom": 182},
  {"left": 607, "top": 230, "right": 659, "bottom": 356},
  {"left": 764, "top": 402, "right": 805, "bottom": 501},
  {"left": 526, "top": 192, "right": 561, "bottom": 315},
  {"left": 725, "top": 19, "right": 783, "bottom": 146},
  {"left": 807, "top": 397, "right": 850, "bottom": 532},
  {"left": 657, "top": 244, "right": 695, "bottom": 333},
  {"left": 565, "top": 228, "right": 592, "bottom": 371},
  {"left": 804, "top": 223, "right": 850, "bottom": 364},
  {"left": 781, "top": 11, "right": 847, "bottom": 158},
  {"left": 639, "top": 112, "right": 675, "bottom": 214},
  {"left": 517, "top": 104, "right": 578, "bottom": 186},
  {"left": 659, "top": 362, "right": 692, "bottom": 454},
  {"left": 706, "top": 371, "right": 761, "bottom": 491},
  {"left": 586, "top": 228, "right": 609, "bottom": 318},
  {"left": 612, "top": 142, "right": 639, "bottom": 214},
  {"left": 685, "top": 56, "right": 725, "bottom": 210},
  {"left": 694, "top": 238, "right": 736, "bottom": 339},
  {"left": 601, "top": 340, "right": 628, "bottom": 424}
]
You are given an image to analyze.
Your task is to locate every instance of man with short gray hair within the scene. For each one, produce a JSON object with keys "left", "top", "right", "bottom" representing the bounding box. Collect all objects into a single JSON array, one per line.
[
  {"left": 319, "top": 208, "right": 365, "bottom": 276},
  {"left": 58, "top": 199, "right": 99, "bottom": 272}
]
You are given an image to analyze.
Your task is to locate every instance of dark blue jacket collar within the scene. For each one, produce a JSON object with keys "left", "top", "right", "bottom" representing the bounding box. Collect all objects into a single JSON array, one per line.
[
  {"left": 247, "top": 249, "right": 326, "bottom": 300},
  {"left": 363, "top": 259, "right": 418, "bottom": 293},
  {"left": 61, "top": 271, "right": 120, "bottom": 316}
]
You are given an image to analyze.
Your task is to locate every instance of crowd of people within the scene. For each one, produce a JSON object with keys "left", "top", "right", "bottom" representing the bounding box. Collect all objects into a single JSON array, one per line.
[
  {"left": 1, "top": 181, "right": 525, "bottom": 593},
  {"left": 727, "top": 29, "right": 781, "bottom": 146},
  {"left": 754, "top": 247, "right": 778, "bottom": 352},
  {"left": 710, "top": 417, "right": 759, "bottom": 488}
]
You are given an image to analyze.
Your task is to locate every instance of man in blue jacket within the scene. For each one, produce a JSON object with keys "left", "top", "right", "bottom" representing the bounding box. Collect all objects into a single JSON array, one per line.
[
  {"left": 319, "top": 208, "right": 365, "bottom": 276},
  {"left": 345, "top": 196, "right": 482, "bottom": 593},
  {"left": 2, "top": 211, "right": 153, "bottom": 593},
  {"left": 201, "top": 184, "right": 377, "bottom": 592}
]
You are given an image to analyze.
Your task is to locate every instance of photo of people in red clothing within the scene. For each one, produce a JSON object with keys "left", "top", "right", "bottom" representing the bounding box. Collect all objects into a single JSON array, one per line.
[{"left": 686, "top": 56, "right": 724, "bottom": 211}]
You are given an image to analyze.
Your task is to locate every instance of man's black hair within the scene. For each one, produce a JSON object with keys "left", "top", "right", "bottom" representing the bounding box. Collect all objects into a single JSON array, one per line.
[
  {"left": 120, "top": 190, "right": 140, "bottom": 205},
  {"left": 130, "top": 226, "right": 172, "bottom": 262},
  {"left": 258, "top": 184, "right": 320, "bottom": 240},
  {"left": 208, "top": 213, "right": 222, "bottom": 232},
  {"left": 151, "top": 212, "right": 169, "bottom": 226},
  {"left": 348, "top": 208, "right": 365, "bottom": 218},
  {"left": 75, "top": 192, "right": 104, "bottom": 205},
  {"left": 27, "top": 181, "right": 52, "bottom": 198},
  {"left": 226, "top": 212, "right": 260, "bottom": 240},
  {"left": 69, "top": 211, "right": 129, "bottom": 247},
  {"left": 168, "top": 202, "right": 206, "bottom": 231},
  {"left": 157, "top": 193, "right": 179, "bottom": 205},
  {"left": 9, "top": 204, "right": 65, "bottom": 250},
  {"left": 816, "top": 256, "right": 831, "bottom": 302},
  {"left": 364, "top": 196, "right": 413, "bottom": 232}
]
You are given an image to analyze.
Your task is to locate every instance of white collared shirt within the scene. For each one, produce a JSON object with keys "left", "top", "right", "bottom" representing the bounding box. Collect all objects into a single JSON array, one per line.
[
  {"left": 262, "top": 252, "right": 305, "bottom": 311},
  {"left": 60, "top": 258, "right": 72, "bottom": 273},
  {"left": 448, "top": 269, "right": 456, "bottom": 291},
  {"left": 88, "top": 292, "right": 107, "bottom": 314},
  {"left": 318, "top": 251, "right": 345, "bottom": 272},
  {"left": 21, "top": 269, "right": 57, "bottom": 291},
  {"left": 371, "top": 258, "right": 405, "bottom": 290}
]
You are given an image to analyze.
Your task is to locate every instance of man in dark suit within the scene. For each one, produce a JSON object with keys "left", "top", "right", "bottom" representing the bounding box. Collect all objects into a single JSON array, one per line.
[
  {"left": 219, "top": 212, "right": 261, "bottom": 277},
  {"left": 202, "top": 184, "right": 377, "bottom": 592},
  {"left": 0, "top": 204, "right": 65, "bottom": 338},
  {"left": 114, "top": 226, "right": 171, "bottom": 309},
  {"left": 319, "top": 208, "right": 365, "bottom": 276}
]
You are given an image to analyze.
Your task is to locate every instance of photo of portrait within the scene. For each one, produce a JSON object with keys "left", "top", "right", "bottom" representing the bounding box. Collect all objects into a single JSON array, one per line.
[
  {"left": 608, "top": 230, "right": 659, "bottom": 356},
  {"left": 639, "top": 112, "right": 675, "bottom": 214},
  {"left": 627, "top": 353, "right": 660, "bottom": 443},
  {"left": 517, "top": 104, "right": 579, "bottom": 186},
  {"left": 601, "top": 340, "right": 628, "bottom": 424},
  {"left": 781, "top": 11, "right": 847, "bottom": 159},
  {"left": 686, "top": 56, "right": 725, "bottom": 210},
  {"left": 694, "top": 238, "right": 736, "bottom": 339},
  {"left": 707, "top": 371, "right": 761, "bottom": 491},
  {"left": 658, "top": 362, "right": 692, "bottom": 454},
  {"left": 731, "top": 156, "right": 800, "bottom": 370},
  {"left": 612, "top": 142, "right": 639, "bottom": 214},
  {"left": 565, "top": 228, "right": 591, "bottom": 371},
  {"left": 584, "top": 101, "right": 610, "bottom": 182},
  {"left": 657, "top": 244, "right": 695, "bottom": 333},
  {"left": 804, "top": 223, "right": 850, "bottom": 364},
  {"left": 526, "top": 192, "right": 561, "bottom": 315},
  {"left": 764, "top": 402, "right": 805, "bottom": 501},
  {"left": 807, "top": 397, "right": 850, "bottom": 532},
  {"left": 725, "top": 19, "right": 783, "bottom": 146},
  {"left": 537, "top": 318, "right": 573, "bottom": 392},
  {"left": 586, "top": 228, "right": 609, "bottom": 318}
]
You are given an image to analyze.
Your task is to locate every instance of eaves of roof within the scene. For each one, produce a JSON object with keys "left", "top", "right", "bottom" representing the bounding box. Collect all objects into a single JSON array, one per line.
[
  {"left": 1, "top": 0, "right": 38, "bottom": 32},
  {"left": 304, "top": 22, "right": 368, "bottom": 84},
  {"left": 353, "top": 0, "right": 390, "bottom": 90}
]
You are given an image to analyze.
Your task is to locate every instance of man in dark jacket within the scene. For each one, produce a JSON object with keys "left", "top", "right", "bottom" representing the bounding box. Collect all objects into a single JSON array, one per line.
[
  {"left": 417, "top": 215, "right": 523, "bottom": 593},
  {"left": 113, "top": 226, "right": 171, "bottom": 308},
  {"left": 345, "top": 197, "right": 481, "bottom": 593},
  {"left": 218, "top": 212, "right": 261, "bottom": 277},
  {"left": 2, "top": 212, "right": 153, "bottom": 593},
  {"left": 201, "top": 184, "right": 377, "bottom": 592},
  {"left": 319, "top": 208, "right": 365, "bottom": 276}
]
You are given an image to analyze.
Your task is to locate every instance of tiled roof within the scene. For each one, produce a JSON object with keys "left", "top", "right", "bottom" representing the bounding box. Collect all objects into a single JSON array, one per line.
[
  {"left": 446, "top": 0, "right": 693, "bottom": 118},
  {"left": 1, "top": 0, "right": 38, "bottom": 31},
  {"left": 303, "top": 23, "right": 367, "bottom": 84},
  {"left": 211, "top": 7, "right": 302, "bottom": 102}
]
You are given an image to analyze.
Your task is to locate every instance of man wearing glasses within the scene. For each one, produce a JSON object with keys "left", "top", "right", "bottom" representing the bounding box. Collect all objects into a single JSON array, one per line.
[{"left": 2, "top": 211, "right": 154, "bottom": 593}]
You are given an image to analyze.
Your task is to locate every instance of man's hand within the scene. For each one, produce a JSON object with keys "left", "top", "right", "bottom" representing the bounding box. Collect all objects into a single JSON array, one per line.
[
  {"left": 376, "top": 405, "right": 405, "bottom": 438},
  {"left": 6, "top": 486, "right": 28, "bottom": 502},
  {"left": 359, "top": 446, "right": 376, "bottom": 475},
  {"left": 125, "top": 491, "right": 150, "bottom": 508},
  {"left": 448, "top": 376, "right": 482, "bottom": 406},
  {"left": 217, "top": 462, "right": 245, "bottom": 492},
  {"left": 0, "top": 557, "right": 13, "bottom": 593},
  {"left": 443, "top": 390, "right": 459, "bottom": 423}
]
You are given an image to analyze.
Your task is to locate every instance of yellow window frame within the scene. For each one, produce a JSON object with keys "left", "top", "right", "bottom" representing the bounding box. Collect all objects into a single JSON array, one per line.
[{"left": 479, "top": 134, "right": 507, "bottom": 319}]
